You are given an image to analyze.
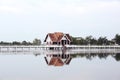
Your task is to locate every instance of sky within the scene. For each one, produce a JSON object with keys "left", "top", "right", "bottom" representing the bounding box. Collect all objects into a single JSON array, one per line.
[{"left": 0, "top": 0, "right": 120, "bottom": 42}]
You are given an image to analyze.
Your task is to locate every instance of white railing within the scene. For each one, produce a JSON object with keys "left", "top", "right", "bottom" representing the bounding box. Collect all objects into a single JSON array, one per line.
[
  {"left": 0, "top": 45, "right": 120, "bottom": 54},
  {"left": 0, "top": 45, "right": 120, "bottom": 48}
]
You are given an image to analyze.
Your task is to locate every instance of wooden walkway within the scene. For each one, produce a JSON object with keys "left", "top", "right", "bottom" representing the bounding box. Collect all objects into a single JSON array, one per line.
[{"left": 0, "top": 45, "right": 120, "bottom": 53}]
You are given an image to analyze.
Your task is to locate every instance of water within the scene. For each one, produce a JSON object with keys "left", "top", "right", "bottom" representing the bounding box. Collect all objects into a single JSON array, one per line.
[{"left": 0, "top": 50, "right": 120, "bottom": 80}]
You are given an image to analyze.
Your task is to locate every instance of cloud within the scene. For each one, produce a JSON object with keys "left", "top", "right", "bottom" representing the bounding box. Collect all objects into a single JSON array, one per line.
[
  {"left": 0, "top": 0, "right": 120, "bottom": 16},
  {"left": 36, "top": 1, "right": 120, "bottom": 16},
  {"left": 0, "top": 0, "right": 120, "bottom": 41},
  {"left": 0, "top": 6, "right": 22, "bottom": 14}
]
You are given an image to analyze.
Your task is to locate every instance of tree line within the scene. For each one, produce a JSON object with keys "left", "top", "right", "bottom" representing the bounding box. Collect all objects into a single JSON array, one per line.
[
  {"left": 1, "top": 34, "right": 120, "bottom": 45},
  {"left": 0, "top": 38, "right": 41, "bottom": 45},
  {"left": 71, "top": 34, "right": 120, "bottom": 45}
]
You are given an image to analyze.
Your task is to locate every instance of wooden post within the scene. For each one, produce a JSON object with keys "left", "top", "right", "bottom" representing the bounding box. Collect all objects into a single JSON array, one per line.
[
  {"left": 7, "top": 47, "right": 9, "bottom": 52},
  {"left": 14, "top": 47, "right": 16, "bottom": 52},
  {"left": 21, "top": 47, "right": 23, "bottom": 52}
]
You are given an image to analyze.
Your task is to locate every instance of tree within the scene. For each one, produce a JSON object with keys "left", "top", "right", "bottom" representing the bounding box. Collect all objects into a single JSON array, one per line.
[
  {"left": 33, "top": 38, "right": 41, "bottom": 45},
  {"left": 114, "top": 34, "right": 120, "bottom": 45},
  {"left": 85, "top": 36, "right": 94, "bottom": 45},
  {"left": 78, "top": 38, "right": 87, "bottom": 45},
  {"left": 22, "top": 41, "right": 28, "bottom": 45},
  {"left": 97, "top": 37, "right": 108, "bottom": 45},
  {"left": 0, "top": 41, "right": 11, "bottom": 45},
  {"left": 71, "top": 37, "right": 78, "bottom": 45},
  {"left": 12, "top": 41, "right": 21, "bottom": 45},
  {"left": 85, "top": 36, "right": 98, "bottom": 45},
  {"left": 91, "top": 38, "right": 97, "bottom": 45}
]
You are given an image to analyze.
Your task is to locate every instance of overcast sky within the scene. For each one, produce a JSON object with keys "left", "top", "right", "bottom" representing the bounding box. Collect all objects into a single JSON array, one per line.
[{"left": 0, "top": 0, "right": 120, "bottom": 42}]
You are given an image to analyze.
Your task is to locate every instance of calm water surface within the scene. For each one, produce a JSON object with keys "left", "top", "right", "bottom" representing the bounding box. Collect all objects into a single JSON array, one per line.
[{"left": 0, "top": 51, "right": 120, "bottom": 80}]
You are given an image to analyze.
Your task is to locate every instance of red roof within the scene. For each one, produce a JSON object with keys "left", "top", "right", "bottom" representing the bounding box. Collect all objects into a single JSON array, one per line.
[
  {"left": 44, "top": 32, "right": 72, "bottom": 42},
  {"left": 49, "top": 57, "right": 64, "bottom": 66}
]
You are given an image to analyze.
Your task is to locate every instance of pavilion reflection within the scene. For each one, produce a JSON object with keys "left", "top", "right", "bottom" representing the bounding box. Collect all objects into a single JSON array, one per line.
[{"left": 44, "top": 53, "right": 72, "bottom": 66}]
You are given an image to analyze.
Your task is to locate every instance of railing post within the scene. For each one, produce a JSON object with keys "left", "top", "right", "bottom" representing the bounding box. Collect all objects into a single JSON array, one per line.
[{"left": 0, "top": 46, "right": 1, "bottom": 52}]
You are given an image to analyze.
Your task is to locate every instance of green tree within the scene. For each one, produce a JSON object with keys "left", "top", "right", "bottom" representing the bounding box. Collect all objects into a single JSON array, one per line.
[
  {"left": 22, "top": 41, "right": 28, "bottom": 45},
  {"left": 85, "top": 36, "right": 97, "bottom": 45},
  {"left": 90, "top": 38, "right": 97, "bottom": 45},
  {"left": 78, "top": 38, "right": 87, "bottom": 45},
  {"left": 33, "top": 38, "right": 41, "bottom": 45},
  {"left": 97, "top": 37, "right": 108, "bottom": 45},
  {"left": 114, "top": 34, "right": 120, "bottom": 45},
  {"left": 12, "top": 41, "right": 21, "bottom": 45},
  {"left": 86, "top": 36, "right": 92, "bottom": 45},
  {"left": 71, "top": 37, "right": 77, "bottom": 45},
  {"left": 0, "top": 41, "right": 11, "bottom": 45}
]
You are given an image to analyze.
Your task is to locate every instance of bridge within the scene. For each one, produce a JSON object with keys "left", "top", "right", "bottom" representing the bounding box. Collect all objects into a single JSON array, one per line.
[{"left": 0, "top": 45, "right": 120, "bottom": 54}]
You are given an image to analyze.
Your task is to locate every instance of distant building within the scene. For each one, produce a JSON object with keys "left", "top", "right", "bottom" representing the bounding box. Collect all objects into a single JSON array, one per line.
[
  {"left": 75, "top": 37, "right": 83, "bottom": 40},
  {"left": 44, "top": 32, "right": 72, "bottom": 45}
]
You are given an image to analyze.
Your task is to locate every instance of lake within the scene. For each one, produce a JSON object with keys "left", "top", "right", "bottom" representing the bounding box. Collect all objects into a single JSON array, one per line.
[{"left": 0, "top": 50, "right": 120, "bottom": 80}]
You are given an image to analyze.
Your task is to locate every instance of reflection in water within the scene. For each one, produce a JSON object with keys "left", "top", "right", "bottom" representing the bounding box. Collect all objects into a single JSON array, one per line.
[
  {"left": 114, "top": 53, "right": 120, "bottom": 61},
  {"left": 43, "top": 53, "right": 120, "bottom": 67},
  {"left": 43, "top": 53, "right": 120, "bottom": 66},
  {"left": 44, "top": 47, "right": 72, "bottom": 66},
  {"left": 70, "top": 53, "right": 120, "bottom": 61},
  {"left": 0, "top": 48, "right": 120, "bottom": 80},
  {"left": 0, "top": 48, "right": 120, "bottom": 66},
  {"left": 44, "top": 54, "right": 72, "bottom": 66}
]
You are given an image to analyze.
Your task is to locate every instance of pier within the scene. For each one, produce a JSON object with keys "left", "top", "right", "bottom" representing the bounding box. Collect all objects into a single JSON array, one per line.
[{"left": 0, "top": 45, "right": 120, "bottom": 54}]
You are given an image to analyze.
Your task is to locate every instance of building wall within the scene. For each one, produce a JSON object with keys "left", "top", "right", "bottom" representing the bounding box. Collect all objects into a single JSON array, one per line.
[{"left": 45, "top": 35, "right": 53, "bottom": 45}]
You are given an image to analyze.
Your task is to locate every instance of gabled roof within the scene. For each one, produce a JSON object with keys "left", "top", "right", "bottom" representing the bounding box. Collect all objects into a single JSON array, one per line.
[
  {"left": 44, "top": 32, "right": 72, "bottom": 42},
  {"left": 65, "top": 34, "right": 72, "bottom": 41},
  {"left": 49, "top": 57, "right": 64, "bottom": 66}
]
